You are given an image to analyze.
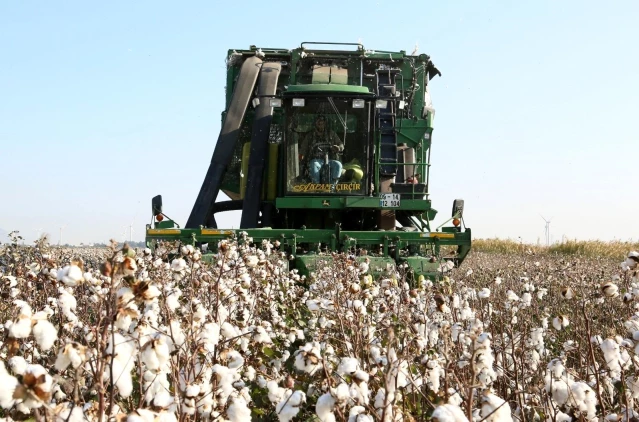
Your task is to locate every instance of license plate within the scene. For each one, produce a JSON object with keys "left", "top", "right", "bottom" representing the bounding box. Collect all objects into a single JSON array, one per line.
[{"left": 379, "top": 193, "right": 400, "bottom": 208}]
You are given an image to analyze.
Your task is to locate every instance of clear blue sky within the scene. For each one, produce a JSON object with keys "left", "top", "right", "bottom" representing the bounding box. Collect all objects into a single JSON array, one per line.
[{"left": 1, "top": 0, "right": 638, "bottom": 245}]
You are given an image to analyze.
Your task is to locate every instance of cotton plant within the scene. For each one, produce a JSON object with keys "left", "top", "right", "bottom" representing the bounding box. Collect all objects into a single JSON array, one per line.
[{"left": 3, "top": 234, "right": 639, "bottom": 420}]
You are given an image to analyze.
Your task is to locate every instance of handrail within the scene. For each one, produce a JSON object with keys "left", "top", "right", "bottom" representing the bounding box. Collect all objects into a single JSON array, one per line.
[{"left": 301, "top": 41, "right": 364, "bottom": 50}]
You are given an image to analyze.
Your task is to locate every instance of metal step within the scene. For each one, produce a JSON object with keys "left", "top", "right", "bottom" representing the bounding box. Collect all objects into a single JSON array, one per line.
[{"left": 376, "top": 69, "right": 400, "bottom": 176}]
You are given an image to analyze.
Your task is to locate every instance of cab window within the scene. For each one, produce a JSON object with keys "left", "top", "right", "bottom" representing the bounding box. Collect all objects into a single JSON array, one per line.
[{"left": 284, "top": 98, "right": 369, "bottom": 195}]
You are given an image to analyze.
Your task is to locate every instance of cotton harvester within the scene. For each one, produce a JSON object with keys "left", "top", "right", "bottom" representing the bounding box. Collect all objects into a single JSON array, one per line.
[{"left": 146, "top": 42, "right": 471, "bottom": 281}]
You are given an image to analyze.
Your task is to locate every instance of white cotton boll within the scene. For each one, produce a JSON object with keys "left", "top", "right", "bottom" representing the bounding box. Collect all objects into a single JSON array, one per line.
[
  {"left": 480, "top": 392, "right": 512, "bottom": 422},
  {"left": 294, "top": 342, "right": 322, "bottom": 374},
  {"left": 170, "top": 258, "right": 187, "bottom": 272},
  {"left": 227, "top": 395, "right": 251, "bottom": 422},
  {"left": 373, "top": 388, "right": 386, "bottom": 409},
  {"left": 58, "top": 288, "right": 78, "bottom": 322},
  {"left": 348, "top": 406, "right": 369, "bottom": 422},
  {"left": 353, "top": 370, "right": 369, "bottom": 383},
  {"left": 626, "top": 376, "right": 639, "bottom": 400},
  {"left": 553, "top": 315, "right": 569, "bottom": 331},
  {"left": 253, "top": 326, "right": 272, "bottom": 344},
  {"left": 129, "top": 409, "right": 157, "bottom": 422},
  {"left": 506, "top": 290, "right": 519, "bottom": 302},
  {"left": 228, "top": 350, "right": 245, "bottom": 369},
  {"left": 521, "top": 292, "right": 532, "bottom": 307},
  {"left": 8, "top": 316, "right": 32, "bottom": 339},
  {"left": 623, "top": 252, "right": 639, "bottom": 271},
  {"left": 221, "top": 322, "right": 238, "bottom": 339},
  {"left": 448, "top": 389, "right": 464, "bottom": 406},
  {"left": 546, "top": 358, "right": 566, "bottom": 379},
  {"left": 55, "top": 343, "right": 87, "bottom": 371},
  {"left": 54, "top": 402, "right": 85, "bottom": 422},
  {"left": 56, "top": 266, "right": 67, "bottom": 281},
  {"left": 185, "top": 384, "right": 201, "bottom": 397},
  {"left": 267, "top": 380, "right": 286, "bottom": 404},
  {"left": 494, "top": 277, "right": 502, "bottom": 285},
  {"left": 110, "top": 358, "right": 134, "bottom": 398},
  {"left": 427, "top": 360, "right": 445, "bottom": 393},
  {"left": 118, "top": 287, "right": 135, "bottom": 304},
  {"left": 554, "top": 411, "right": 573, "bottom": 422},
  {"left": 316, "top": 392, "right": 337, "bottom": 422},
  {"left": 306, "top": 299, "right": 321, "bottom": 312},
  {"left": 546, "top": 378, "right": 570, "bottom": 407},
  {"left": 561, "top": 287, "right": 574, "bottom": 299},
  {"left": 21, "top": 364, "right": 53, "bottom": 409},
  {"left": 212, "top": 364, "right": 236, "bottom": 405},
  {"left": 166, "top": 290, "right": 181, "bottom": 312},
  {"left": 478, "top": 288, "right": 490, "bottom": 299},
  {"left": 167, "top": 320, "right": 185, "bottom": 350},
  {"left": 337, "top": 357, "right": 360, "bottom": 376},
  {"left": 276, "top": 390, "right": 306, "bottom": 422},
  {"left": 143, "top": 371, "right": 170, "bottom": 405},
  {"left": 62, "top": 265, "right": 84, "bottom": 287},
  {"left": 245, "top": 255, "right": 259, "bottom": 267},
  {"left": 180, "top": 245, "right": 194, "bottom": 256},
  {"left": 244, "top": 366, "right": 256, "bottom": 382},
  {"left": 552, "top": 317, "right": 561, "bottom": 331},
  {"left": 53, "top": 385, "right": 67, "bottom": 402},
  {"left": 143, "top": 285, "right": 161, "bottom": 302},
  {"left": 602, "top": 282, "right": 619, "bottom": 298},
  {"left": 0, "top": 361, "right": 18, "bottom": 408},
  {"left": 562, "top": 340, "right": 577, "bottom": 353},
  {"left": 431, "top": 403, "right": 469, "bottom": 422},
  {"left": 331, "top": 382, "right": 350, "bottom": 403},
  {"left": 192, "top": 304, "right": 208, "bottom": 324},
  {"left": 537, "top": 288, "right": 548, "bottom": 300},
  {"left": 8, "top": 356, "right": 28, "bottom": 375},
  {"left": 141, "top": 335, "right": 170, "bottom": 372},
  {"left": 83, "top": 272, "right": 96, "bottom": 285},
  {"left": 568, "top": 381, "right": 597, "bottom": 420},
  {"left": 601, "top": 338, "right": 622, "bottom": 378},
  {"left": 32, "top": 319, "right": 58, "bottom": 351},
  {"left": 359, "top": 262, "right": 369, "bottom": 274},
  {"left": 451, "top": 323, "right": 462, "bottom": 342},
  {"left": 350, "top": 381, "right": 369, "bottom": 406},
  {"left": 4, "top": 275, "right": 18, "bottom": 288}
]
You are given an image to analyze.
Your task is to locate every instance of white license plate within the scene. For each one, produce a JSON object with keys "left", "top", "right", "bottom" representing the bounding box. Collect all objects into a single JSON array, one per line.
[{"left": 379, "top": 193, "right": 400, "bottom": 208}]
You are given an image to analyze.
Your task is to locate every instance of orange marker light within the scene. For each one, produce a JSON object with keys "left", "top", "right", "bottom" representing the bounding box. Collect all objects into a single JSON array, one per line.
[
  {"left": 156, "top": 214, "right": 164, "bottom": 222},
  {"left": 452, "top": 218, "right": 460, "bottom": 227}
]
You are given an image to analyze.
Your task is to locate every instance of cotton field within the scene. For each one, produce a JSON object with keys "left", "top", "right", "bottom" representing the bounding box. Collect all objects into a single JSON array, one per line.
[{"left": 1, "top": 232, "right": 639, "bottom": 422}]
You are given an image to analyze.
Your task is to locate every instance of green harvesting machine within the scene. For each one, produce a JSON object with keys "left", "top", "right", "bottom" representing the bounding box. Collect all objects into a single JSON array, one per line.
[{"left": 146, "top": 42, "right": 471, "bottom": 281}]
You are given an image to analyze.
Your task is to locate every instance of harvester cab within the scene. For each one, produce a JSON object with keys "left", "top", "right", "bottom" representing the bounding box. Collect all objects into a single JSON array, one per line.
[{"left": 146, "top": 42, "right": 471, "bottom": 281}]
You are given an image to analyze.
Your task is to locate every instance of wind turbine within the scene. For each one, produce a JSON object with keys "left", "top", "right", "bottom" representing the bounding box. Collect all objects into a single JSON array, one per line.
[
  {"left": 540, "top": 215, "right": 552, "bottom": 246},
  {"left": 126, "top": 201, "right": 141, "bottom": 243}
]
